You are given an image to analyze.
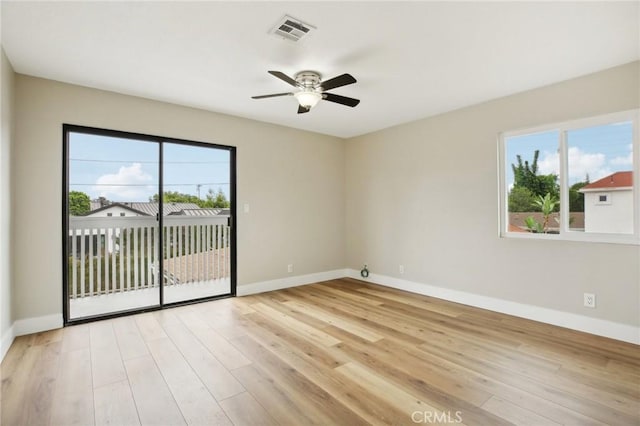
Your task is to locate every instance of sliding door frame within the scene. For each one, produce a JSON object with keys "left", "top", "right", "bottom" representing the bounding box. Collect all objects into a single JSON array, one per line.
[{"left": 62, "top": 124, "right": 237, "bottom": 325}]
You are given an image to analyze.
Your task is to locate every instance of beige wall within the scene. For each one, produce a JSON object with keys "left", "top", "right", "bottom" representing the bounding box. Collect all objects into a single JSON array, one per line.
[
  {"left": 8, "top": 60, "right": 640, "bottom": 333},
  {"left": 13, "top": 75, "right": 345, "bottom": 321},
  {"left": 346, "top": 61, "right": 640, "bottom": 327},
  {"left": 1, "top": 47, "right": 15, "bottom": 344}
]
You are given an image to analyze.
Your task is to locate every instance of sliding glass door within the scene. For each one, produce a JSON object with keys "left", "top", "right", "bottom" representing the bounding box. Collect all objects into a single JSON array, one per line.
[
  {"left": 161, "top": 142, "right": 232, "bottom": 304},
  {"left": 63, "top": 125, "right": 235, "bottom": 322}
]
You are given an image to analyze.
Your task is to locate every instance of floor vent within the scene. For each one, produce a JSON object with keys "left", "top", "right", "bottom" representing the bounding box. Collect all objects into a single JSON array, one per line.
[{"left": 271, "top": 15, "right": 315, "bottom": 42}]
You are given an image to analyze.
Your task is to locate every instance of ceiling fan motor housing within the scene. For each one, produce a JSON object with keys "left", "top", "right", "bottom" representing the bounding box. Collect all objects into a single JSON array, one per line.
[{"left": 295, "top": 71, "right": 322, "bottom": 89}]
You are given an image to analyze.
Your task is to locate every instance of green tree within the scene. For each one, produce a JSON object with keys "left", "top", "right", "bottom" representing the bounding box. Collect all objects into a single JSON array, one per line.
[
  {"left": 150, "top": 189, "right": 230, "bottom": 209},
  {"left": 511, "top": 150, "right": 541, "bottom": 193},
  {"left": 150, "top": 191, "right": 202, "bottom": 206},
  {"left": 203, "top": 188, "right": 230, "bottom": 208},
  {"left": 569, "top": 177, "right": 589, "bottom": 212},
  {"left": 510, "top": 150, "right": 559, "bottom": 212},
  {"left": 508, "top": 186, "right": 536, "bottom": 212},
  {"left": 69, "top": 191, "right": 90, "bottom": 216}
]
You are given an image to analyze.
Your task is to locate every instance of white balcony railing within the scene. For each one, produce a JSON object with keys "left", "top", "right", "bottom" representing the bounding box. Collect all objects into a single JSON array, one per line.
[{"left": 68, "top": 215, "right": 231, "bottom": 299}]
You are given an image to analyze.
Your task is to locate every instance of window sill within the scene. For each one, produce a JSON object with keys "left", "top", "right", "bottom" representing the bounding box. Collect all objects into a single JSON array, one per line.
[{"left": 501, "top": 230, "right": 640, "bottom": 246}]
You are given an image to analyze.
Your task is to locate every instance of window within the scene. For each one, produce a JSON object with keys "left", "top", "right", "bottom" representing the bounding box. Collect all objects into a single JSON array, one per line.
[
  {"left": 120, "top": 212, "right": 125, "bottom": 216},
  {"left": 107, "top": 213, "right": 112, "bottom": 217},
  {"left": 499, "top": 110, "right": 639, "bottom": 244}
]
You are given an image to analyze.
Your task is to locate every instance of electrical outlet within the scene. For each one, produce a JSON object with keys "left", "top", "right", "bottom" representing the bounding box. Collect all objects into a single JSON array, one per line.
[
  {"left": 399, "top": 264, "right": 405, "bottom": 274},
  {"left": 287, "top": 264, "right": 294, "bottom": 273},
  {"left": 583, "top": 293, "right": 596, "bottom": 308},
  {"left": 360, "top": 264, "right": 370, "bottom": 278}
]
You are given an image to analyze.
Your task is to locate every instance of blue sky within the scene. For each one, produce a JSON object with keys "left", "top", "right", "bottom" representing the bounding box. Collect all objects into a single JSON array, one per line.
[
  {"left": 505, "top": 121, "right": 634, "bottom": 187},
  {"left": 69, "top": 122, "right": 633, "bottom": 203},
  {"left": 69, "top": 133, "right": 230, "bottom": 202}
]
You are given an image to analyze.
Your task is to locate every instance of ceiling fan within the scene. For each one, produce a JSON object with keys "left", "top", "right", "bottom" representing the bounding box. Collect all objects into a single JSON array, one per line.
[{"left": 252, "top": 70, "right": 360, "bottom": 114}]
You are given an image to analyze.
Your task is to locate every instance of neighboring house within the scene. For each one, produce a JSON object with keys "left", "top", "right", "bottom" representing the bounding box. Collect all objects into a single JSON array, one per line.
[
  {"left": 126, "top": 202, "right": 202, "bottom": 216},
  {"left": 70, "top": 203, "right": 150, "bottom": 257},
  {"left": 84, "top": 202, "right": 150, "bottom": 218},
  {"left": 84, "top": 201, "right": 205, "bottom": 218},
  {"left": 71, "top": 201, "right": 224, "bottom": 256},
  {"left": 579, "top": 171, "right": 633, "bottom": 234}
]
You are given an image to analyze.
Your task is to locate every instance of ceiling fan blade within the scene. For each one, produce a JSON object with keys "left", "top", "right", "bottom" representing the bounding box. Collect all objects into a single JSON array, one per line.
[
  {"left": 322, "top": 93, "right": 360, "bottom": 107},
  {"left": 320, "top": 73, "right": 357, "bottom": 91},
  {"left": 251, "top": 92, "right": 294, "bottom": 99},
  {"left": 298, "top": 105, "right": 311, "bottom": 114},
  {"left": 268, "top": 71, "right": 299, "bottom": 87}
]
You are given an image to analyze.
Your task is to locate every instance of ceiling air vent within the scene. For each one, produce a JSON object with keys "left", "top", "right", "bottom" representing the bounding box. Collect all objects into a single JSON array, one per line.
[{"left": 271, "top": 15, "right": 315, "bottom": 42}]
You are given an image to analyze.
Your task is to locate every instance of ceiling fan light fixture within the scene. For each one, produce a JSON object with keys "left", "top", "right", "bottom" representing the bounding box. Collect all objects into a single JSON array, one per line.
[
  {"left": 252, "top": 70, "right": 359, "bottom": 114},
  {"left": 294, "top": 91, "right": 322, "bottom": 108}
]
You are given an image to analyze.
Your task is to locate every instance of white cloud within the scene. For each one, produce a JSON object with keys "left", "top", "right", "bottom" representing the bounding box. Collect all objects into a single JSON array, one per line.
[
  {"left": 537, "top": 150, "right": 560, "bottom": 176},
  {"left": 94, "top": 163, "right": 154, "bottom": 200},
  {"left": 567, "top": 147, "right": 609, "bottom": 181},
  {"left": 537, "top": 147, "right": 612, "bottom": 183},
  {"left": 610, "top": 144, "right": 633, "bottom": 166}
]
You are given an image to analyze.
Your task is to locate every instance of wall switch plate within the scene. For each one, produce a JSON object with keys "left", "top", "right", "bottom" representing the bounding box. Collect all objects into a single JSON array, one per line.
[
  {"left": 583, "top": 293, "right": 596, "bottom": 308},
  {"left": 243, "top": 203, "right": 250, "bottom": 213},
  {"left": 287, "top": 264, "right": 293, "bottom": 273},
  {"left": 399, "top": 265, "right": 405, "bottom": 274}
]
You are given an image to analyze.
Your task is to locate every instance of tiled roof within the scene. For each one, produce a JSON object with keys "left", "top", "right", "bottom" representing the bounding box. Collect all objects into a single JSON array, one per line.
[
  {"left": 508, "top": 223, "right": 528, "bottom": 233},
  {"left": 87, "top": 203, "right": 150, "bottom": 216},
  {"left": 171, "top": 208, "right": 226, "bottom": 216},
  {"left": 88, "top": 202, "right": 223, "bottom": 216},
  {"left": 124, "top": 202, "right": 201, "bottom": 216},
  {"left": 580, "top": 171, "right": 632, "bottom": 191}
]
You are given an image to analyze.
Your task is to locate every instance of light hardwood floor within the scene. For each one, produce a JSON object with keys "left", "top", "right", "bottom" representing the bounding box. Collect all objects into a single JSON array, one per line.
[{"left": 1, "top": 278, "right": 639, "bottom": 425}]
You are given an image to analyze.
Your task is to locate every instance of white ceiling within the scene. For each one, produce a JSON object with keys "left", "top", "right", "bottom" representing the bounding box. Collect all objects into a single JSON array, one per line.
[{"left": 2, "top": 1, "right": 639, "bottom": 138}]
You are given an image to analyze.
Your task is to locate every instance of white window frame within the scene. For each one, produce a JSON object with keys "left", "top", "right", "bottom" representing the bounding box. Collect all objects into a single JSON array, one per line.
[{"left": 498, "top": 109, "right": 639, "bottom": 245}]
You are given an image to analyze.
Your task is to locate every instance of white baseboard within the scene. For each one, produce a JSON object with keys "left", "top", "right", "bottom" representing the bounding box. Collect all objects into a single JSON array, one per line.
[
  {"left": 346, "top": 269, "right": 640, "bottom": 345},
  {"left": 237, "top": 269, "right": 348, "bottom": 296},
  {"left": 3, "top": 269, "right": 634, "bottom": 365},
  {"left": 13, "top": 314, "right": 63, "bottom": 337},
  {"left": 1, "top": 314, "right": 63, "bottom": 363},
  {"left": 1, "top": 324, "right": 15, "bottom": 362}
]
